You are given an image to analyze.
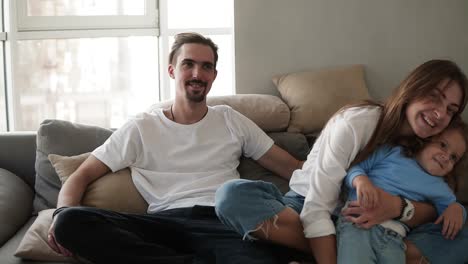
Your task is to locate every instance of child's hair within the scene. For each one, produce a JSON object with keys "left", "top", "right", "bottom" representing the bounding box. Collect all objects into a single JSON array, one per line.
[
  {"left": 403, "top": 117, "right": 468, "bottom": 191},
  {"left": 448, "top": 119, "right": 468, "bottom": 192}
]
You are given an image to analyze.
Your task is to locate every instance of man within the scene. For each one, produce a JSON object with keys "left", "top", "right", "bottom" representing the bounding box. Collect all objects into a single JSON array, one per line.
[{"left": 47, "top": 32, "right": 304, "bottom": 264}]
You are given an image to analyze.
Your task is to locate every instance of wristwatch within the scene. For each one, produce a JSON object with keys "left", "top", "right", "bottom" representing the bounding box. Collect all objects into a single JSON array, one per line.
[{"left": 395, "top": 196, "right": 415, "bottom": 222}]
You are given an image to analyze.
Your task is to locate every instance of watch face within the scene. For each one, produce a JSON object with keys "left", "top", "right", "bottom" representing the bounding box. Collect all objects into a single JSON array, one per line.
[{"left": 405, "top": 208, "right": 415, "bottom": 218}]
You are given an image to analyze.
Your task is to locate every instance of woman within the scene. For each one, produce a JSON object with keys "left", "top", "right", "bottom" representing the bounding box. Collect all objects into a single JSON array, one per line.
[{"left": 215, "top": 60, "right": 468, "bottom": 264}]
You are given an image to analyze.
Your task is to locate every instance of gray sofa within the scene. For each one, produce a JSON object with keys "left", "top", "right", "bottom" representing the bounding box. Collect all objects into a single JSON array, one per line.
[
  {"left": 0, "top": 94, "right": 313, "bottom": 264},
  {"left": 1, "top": 93, "right": 467, "bottom": 264}
]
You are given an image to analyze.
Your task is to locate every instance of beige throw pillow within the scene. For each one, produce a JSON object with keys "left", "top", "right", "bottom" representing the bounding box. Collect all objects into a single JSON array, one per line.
[
  {"left": 273, "top": 64, "right": 370, "bottom": 134},
  {"left": 48, "top": 153, "right": 148, "bottom": 214},
  {"left": 15, "top": 209, "right": 73, "bottom": 262}
]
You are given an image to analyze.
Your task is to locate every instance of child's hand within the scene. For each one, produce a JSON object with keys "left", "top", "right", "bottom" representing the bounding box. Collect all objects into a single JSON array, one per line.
[
  {"left": 353, "top": 175, "right": 379, "bottom": 209},
  {"left": 435, "top": 203, "right": 464, "bottom": 240}
]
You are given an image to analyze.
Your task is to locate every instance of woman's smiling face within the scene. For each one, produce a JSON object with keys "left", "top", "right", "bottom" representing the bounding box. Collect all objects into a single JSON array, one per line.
[{"left": 405, "top": 79, "right": 462, "bottom": 138}]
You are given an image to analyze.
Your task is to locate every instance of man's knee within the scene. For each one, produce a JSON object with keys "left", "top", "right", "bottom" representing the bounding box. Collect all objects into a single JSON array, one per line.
[
  {"left": 215, "top": 179, "right": 250, "bottom": 216},
  {"left": 54, "top": 207, "right": 93, "bottom": 246}
]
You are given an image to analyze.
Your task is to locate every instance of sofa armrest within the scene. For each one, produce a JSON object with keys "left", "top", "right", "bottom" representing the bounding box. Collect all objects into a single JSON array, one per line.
[{"left": 0, "top": 168, "right": 33, "bottom": 246}]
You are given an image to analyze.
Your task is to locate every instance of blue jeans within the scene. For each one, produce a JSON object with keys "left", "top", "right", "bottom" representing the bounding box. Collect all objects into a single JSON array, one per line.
[
  {"left": 215, "top": 179, "right": 304, "bottom": 240},
  {"left": 407, "top": 223, "right": 468, "bottom": 263},
  {"left": 336, "top": 217, "right": 405, "bottom": 264},
  {"left": 215, "top": 179, "right": 468, "bottom": 263}
]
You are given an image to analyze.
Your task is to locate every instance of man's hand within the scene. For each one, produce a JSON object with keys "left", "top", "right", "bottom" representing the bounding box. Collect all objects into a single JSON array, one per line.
[
  {"left": 353, "top": 175, "right": 379, "bottom": 209},
  {"left": 342, "top": 188, "right": 400, "bottom": 229},
  {"left": 47, "top": 216, "right": 73, "bottom": 257},
  {"left": 435, "top": 203, "right": 464, "bottom": 240}
]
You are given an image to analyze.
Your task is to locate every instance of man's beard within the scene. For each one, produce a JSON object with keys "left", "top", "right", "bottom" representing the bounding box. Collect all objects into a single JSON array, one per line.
[
  {"left": 186, "top": 91, "right": 206, "bottom": 102},
  {"left": 185, "top": 79, "right": 208, "bottom": 102}
]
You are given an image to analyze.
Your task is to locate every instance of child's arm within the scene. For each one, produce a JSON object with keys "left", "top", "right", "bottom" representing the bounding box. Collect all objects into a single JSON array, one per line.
[
  {"left": 353, "top": 175, "right": 379, "bottom": 209},
  {"left": 346, "top": 148, "right": 386, "bottom": 209},
  {"left": 435, "top": 202, "right": 467, "bottom": 240}
]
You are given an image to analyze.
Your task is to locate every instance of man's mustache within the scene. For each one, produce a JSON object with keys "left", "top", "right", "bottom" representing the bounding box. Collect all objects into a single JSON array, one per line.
[{"left": 185, "top": 79, "right": 207, "bottom": 87}]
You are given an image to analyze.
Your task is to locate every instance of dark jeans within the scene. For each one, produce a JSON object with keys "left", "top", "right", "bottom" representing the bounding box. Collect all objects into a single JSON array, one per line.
[{"left": 54, "top": 206, "right": 307, "bottom": 264}]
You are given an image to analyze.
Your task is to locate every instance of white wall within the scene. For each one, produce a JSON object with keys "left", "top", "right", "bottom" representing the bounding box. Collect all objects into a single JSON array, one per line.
[{"left": 234, "top": 0, "right": 468, "bottom": 117}]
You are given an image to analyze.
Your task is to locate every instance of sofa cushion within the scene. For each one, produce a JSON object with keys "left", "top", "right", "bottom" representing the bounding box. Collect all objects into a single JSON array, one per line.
[
  {"left": 273, "top": 65, "right": 370, "bottom": 134},
  {"left": 15, "top": 209, "right": 73, "bottom": 262},
  {"left": 148, "top": 94, "right": 290, "bottom": 132},
  {"left": 33, "top": 119, "right": 113, "bottom": 213},
  {"left": 239, "top": 132, "right": 310, "bottom": 193},
  {"left": 0, "top": 168, "right": 33, "bottom": 246},
  {"left": 0, "top": 132, "right": 37, "bottom": 188},
  {"left": 49, "top": 153, "right": 148, "bottom": 214}
]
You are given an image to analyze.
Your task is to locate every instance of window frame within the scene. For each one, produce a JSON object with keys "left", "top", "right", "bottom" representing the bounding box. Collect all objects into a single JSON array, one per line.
[
  {"left": 4, "top": 0, "right": 159, "bottom": 131},
  {"left": 15, "top": 0, "right": 158, "bottom": 32}
]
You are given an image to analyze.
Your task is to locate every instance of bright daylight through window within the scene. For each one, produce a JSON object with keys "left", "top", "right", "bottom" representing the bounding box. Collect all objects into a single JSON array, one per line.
[{"left": 1, "top": 0, "right": 233, "bottom": 131}]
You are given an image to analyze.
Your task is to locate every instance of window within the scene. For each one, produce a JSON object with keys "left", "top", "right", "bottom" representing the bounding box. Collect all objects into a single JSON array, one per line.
[
  {"left": 0, "top": 7, "right": 6, "bottom": 131},
  {"left": 2, "top": 0, "right": 234, "bottom": 131},
  {"left": 159, "top": 0, "right": 234, "bottom": 100}
]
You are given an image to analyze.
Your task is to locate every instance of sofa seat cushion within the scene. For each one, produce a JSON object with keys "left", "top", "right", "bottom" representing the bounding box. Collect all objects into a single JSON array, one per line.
[
  {"left": 0, "top": 216, "right": 69, "bottom": 264},
  {"left": 0, "top": 168, "right": 33, "bottom": 246},
  {"left": 33, "top": 120, "right": 113, "bottom": 213}
]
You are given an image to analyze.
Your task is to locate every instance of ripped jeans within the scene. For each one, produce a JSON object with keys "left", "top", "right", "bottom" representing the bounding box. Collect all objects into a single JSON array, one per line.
[{"left": 215, "top": 179, "right": 304, "bottom": 240}]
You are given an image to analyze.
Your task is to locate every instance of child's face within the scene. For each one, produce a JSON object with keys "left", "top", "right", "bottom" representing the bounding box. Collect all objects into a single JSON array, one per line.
[{"left": 416, "top": 128, "right": 466, "bottom": 177}]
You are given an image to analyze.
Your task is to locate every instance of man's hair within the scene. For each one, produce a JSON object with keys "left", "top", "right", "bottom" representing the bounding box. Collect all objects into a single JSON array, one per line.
[{"left": 168, "top": 32, "right": 219, "bottom": 68}]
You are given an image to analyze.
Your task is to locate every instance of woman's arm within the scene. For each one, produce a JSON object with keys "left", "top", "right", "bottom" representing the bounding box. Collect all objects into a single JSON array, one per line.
[
  {"left": 342, "top": 190, "right": 436, "bottom": 228},
  {"left": 299, "top": 107, "right": 382, "bottom": 252}
]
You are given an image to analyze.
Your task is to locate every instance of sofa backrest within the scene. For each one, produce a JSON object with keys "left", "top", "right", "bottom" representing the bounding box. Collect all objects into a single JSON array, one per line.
[
  {"left": 0, "top": 132, "right": 36, "bottom": 188},
  {"left": 148, "top": 94, "right": 290, "bottom": 132}
]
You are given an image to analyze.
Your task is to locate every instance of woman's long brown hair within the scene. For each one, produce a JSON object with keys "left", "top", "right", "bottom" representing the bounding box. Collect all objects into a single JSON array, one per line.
[{"left": 347, "top": 60, "right": 468, "bottom": 167}]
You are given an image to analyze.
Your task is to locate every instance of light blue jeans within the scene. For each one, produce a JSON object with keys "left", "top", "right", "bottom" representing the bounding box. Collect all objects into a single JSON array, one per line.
[
  {"left": 215, "top": 179, "right": 468, "bottom": 263},
  {"left": 215, "top": 179, "right": 304, "bottom": 240},
  {"left": 407, "top": 223, "right": 468, "bottom": 263},
  {"left": 336, "top": 216, "right": 405, "bottom": 264}
]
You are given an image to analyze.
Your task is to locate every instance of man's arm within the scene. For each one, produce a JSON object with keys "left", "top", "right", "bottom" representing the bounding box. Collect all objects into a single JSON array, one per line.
[
  {"left": 256, "top": 144, "right": 304, "bottom": 180},
  {"left": 57, "top": 155, "right": 111, "bottom": 208},
  {"left": 48, "top": 155, "right": 110, "bottom": 255}
]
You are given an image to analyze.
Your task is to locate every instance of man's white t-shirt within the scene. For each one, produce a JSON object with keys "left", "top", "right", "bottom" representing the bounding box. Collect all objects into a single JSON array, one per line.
[{"left": 92, "top": 105, "right": 273, "bottom": 214}]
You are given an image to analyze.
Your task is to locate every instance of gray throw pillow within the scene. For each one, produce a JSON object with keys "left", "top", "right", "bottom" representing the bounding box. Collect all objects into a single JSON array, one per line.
[
  {"left": 0, "top": 168, "right": 33, "bottom": 245},
  {"left": 238, "top": 132, "right": 310, "bottom": 193},
  {"left": 33, "top": 119, "right": 113, "bottom": 213}
]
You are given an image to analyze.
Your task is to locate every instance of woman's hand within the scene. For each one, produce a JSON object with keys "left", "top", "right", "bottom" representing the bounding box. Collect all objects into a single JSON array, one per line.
[
  {"left": 435, "top": 203, "right": 464, "bottom": 240},
  {"left": 353, "top": 175, "right": 379, "bottom": 209},
  {"left": 342, "top": 188, "right": 400, "bottom": 229}
]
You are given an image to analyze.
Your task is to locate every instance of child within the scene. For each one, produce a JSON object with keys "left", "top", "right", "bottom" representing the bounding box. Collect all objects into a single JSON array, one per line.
[{"left": 337, "top": 120, "right": 467, "bottom": 263}]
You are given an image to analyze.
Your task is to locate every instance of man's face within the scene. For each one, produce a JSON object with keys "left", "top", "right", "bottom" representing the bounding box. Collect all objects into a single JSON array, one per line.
[
  {"left": 416, "top": 128, "right": 466, "bottom": 177},
  {"left": 168, "top": 43, "right": 217, "bottom": 103}
]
